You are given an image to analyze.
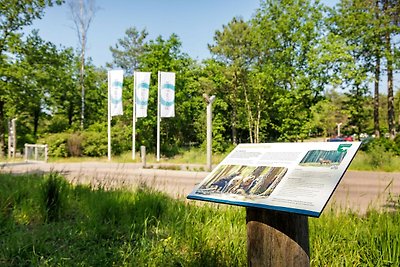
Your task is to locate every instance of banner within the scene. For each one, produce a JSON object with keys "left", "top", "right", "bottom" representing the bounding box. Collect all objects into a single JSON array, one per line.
[
  {"left": 135, "top": 72, "right": 151, "bottom": 118},
  {"left": 108, "top": 70, "right": 124, "bottom": 116},
  {"left": 159, "top": 72, "right": 175, "bottom": 117}
]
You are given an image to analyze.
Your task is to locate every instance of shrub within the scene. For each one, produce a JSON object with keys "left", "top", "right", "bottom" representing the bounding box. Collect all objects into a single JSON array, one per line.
[
  {"left": 81, "top": 131, "right": 108, "bottom": 157},
  {"left": 363, "top": 137, "right": 398, "bottom": 155},
  {"left": 38, "top": 133, "right": 69, "bottom": 158},
  {"left": 67, "top": 133, "right": 83, "bottom": 157}
]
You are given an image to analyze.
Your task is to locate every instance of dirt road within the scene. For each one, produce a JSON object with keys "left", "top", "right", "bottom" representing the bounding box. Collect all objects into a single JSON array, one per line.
[{"left": 1, "top": 162, "right": 399, "bottom": 214}]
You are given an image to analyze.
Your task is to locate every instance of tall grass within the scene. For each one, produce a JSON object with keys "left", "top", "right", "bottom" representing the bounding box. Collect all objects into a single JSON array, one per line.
[
  {"left": 349, "top": 150, "right": 400, "bottom": 172},
  {"left": 310, "top": 208, "right": 400, "bottom": 266},
  {"left": 0, "top": 173, "right": 399, "bottom": 266},
  {"left": 0, "top": 173, "right": 246, "bottom": 266}
]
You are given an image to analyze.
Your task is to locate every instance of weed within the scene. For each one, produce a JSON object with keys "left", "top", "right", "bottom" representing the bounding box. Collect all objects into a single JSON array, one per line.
[{"left": 41, "top": 173, "right": 69, "bottom": 222}]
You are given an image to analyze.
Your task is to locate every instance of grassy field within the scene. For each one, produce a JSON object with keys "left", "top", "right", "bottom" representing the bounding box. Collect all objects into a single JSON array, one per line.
[{"left": 0, "top": 173, "right": 399, "bottom": 266}]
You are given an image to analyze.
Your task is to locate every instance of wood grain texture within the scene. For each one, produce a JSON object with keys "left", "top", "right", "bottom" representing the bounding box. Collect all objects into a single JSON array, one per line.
[{"left": 246, "top": 208, "right": 309, "bottom": 267}]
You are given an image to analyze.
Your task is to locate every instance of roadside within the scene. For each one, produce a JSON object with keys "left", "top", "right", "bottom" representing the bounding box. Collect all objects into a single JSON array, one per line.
[{"left": 1, "top": 161, "right": 399, "bottom": 214}]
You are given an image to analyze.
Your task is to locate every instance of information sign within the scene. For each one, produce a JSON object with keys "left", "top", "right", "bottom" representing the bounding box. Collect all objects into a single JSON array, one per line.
[{"left": 187, "top": 142, "right": 361, "bottom": 217}]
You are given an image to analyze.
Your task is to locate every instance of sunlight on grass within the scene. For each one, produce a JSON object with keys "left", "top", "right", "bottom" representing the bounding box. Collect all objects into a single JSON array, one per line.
[{"left": 0, "top": 173, "right": 399, "bottom": 266}]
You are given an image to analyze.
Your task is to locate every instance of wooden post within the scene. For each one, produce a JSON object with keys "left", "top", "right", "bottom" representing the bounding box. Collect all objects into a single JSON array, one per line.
[{"left": 246, "top": 208, "right": 310, "bottom": 267}]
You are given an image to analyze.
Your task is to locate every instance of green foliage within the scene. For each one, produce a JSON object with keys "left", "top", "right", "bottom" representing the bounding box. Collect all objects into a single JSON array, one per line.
[
  {"left": 0, "top": 173, "right": 247, "bottom": 266},
  {"left": 39, "top": 132, "right": 69, "bottom": 158},
  {"left": 310, "top": 209, "right": 400, "bottom": 266},
  {"left": 40, "top": 173, "right": 69, "bottom": 222},
  {"left": 1, "top": 0, "right": 399, "bottom": 158},
  {"left": 0, "top": 173, "right": 399, "bottom": 266},
  {"left": 81, "top": 131, "right": 107, "bottom": 157},
  {"left": 362, "top": 137, "right": 400, "bottom": 156}
]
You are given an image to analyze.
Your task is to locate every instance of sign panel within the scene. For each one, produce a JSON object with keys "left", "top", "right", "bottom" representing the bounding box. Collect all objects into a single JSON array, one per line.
[
  {"left": 135, "top": 72, "right": 151, "bottom": 118},
  {"left": 159, "top": 72, "right": 175, "bottom": 118},
  {"left": 187, "top": 142, "right": 361, "bottom": 217}
]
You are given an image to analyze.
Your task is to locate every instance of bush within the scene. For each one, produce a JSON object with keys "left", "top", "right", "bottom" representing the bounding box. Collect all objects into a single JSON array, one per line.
[
  {"left": 111, "top": 123, "right": 131, "bottom": 155},
  {"left": 38, "top": 133, "right": 69, "bottom": 158},
  {"left": 363, "top": 137, "right": 399, "bottom": 155},
  {"left": 81, "top": 131, "right": 108, "bottom": 157},
  {"left": 46, "top": 115, "right": 70, "bottom": 133},
  {"left": 67, "top": 133, "right": 83, "bottom": 157}
]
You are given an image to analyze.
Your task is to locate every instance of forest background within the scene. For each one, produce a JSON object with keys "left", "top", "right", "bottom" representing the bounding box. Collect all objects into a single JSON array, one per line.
[{"left": 1, "top": 0, "right": 400, "bottom": 160}]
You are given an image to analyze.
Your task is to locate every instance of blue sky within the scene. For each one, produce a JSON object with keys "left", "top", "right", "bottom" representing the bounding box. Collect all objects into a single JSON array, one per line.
[{"left": 25, "top": 0, "right": 339, "bottom": 68}]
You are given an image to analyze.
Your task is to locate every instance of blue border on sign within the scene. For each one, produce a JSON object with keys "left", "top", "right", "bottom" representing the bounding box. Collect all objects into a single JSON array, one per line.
[{"left": 187, "top": 194, "right": 320, "bottom": 217}]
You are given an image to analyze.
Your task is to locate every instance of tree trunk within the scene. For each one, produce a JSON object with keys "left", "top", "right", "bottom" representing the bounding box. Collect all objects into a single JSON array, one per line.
[
  {"left": 246, "top": 208, "right": 310, "bottom": 267},
  {"left": 80, "top": 3, "right": 86, "bottom": 130},
  {"left": 33, "top": 107, "right": 40, "bottom": 137},
  {"left": 374, "top": 56, "right": 380, "bottom": 138},
  {"left": 386, "top": 32, "right": 396, "bottom": 139},
  {"left": 68, "top": 101, "right": 74, "bottom": 126},
  {"left": 232, "top": 108, "right": 238, "bottom": 145},
  {"left": 0, "top": 100, "right": 5, "bottom": 157}
]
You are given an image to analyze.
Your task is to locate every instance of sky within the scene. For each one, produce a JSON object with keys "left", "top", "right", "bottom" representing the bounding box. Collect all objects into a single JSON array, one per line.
[{"left": 25, "top": 0, "right": 339, "bottom": 68}]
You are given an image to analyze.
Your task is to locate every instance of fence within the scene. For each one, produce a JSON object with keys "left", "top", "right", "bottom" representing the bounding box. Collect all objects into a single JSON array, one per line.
[{"left": 24, "top": 144, "right": 48, "bottom": 163}]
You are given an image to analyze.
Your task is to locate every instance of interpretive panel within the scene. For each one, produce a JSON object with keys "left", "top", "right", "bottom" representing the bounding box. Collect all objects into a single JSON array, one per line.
[{"left": 187, "top": 142, "right": 361, "bottom": 217}]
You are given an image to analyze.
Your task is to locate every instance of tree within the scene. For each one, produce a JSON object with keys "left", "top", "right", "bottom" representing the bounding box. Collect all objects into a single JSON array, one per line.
[
  {"left": 332, "top": 0, "right": 400, "bottom": 138},
  {"left": 0, "top": 0, "right": 63, "bottom": 156},
  {"left": 68, "top": 0, "right": 98, "bottom": 129},
  {"left": 6, "top": 31, "right": 79, "bottom": 140},
  {"left": 137, "top": 34, "right": 204, "bottom": 154},
  {"left": 252, "top": 0, "right": 328, "bottom": 141},
  {"left": 381, "top": 0, "right": 400, "bottom": 138},
  {"left": 209, "top": 17, "right": 261, "bottom": 143},
  {"left": 108, "top": 27, "right": 148, "bottom": 75}
]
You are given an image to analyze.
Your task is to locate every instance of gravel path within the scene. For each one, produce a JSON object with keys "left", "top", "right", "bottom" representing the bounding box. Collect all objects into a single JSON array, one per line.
[{"left": 1, "top": 162, "right": 399, "bottom": 214}]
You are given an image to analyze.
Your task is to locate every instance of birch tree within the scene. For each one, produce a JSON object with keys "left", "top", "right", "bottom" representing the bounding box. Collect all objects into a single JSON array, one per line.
[{"left": 68, "top": 0, "right": 98, "bottom": 129}]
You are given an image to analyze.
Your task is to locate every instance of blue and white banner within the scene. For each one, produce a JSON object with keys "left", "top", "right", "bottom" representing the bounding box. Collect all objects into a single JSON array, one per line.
[
  {"left": 135, "top": 72, "right": 151, "bottom": 118},
  {"left": 159, "top": 72, "right": 175, "bottom": 118},
  {"left": 108, "top": 70, "right": 124, "bottom": 117}
]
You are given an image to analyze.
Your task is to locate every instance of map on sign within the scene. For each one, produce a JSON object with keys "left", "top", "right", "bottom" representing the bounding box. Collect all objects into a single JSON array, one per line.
[{"left": 187, "top": 142, "right": 361, "bottom": 217}]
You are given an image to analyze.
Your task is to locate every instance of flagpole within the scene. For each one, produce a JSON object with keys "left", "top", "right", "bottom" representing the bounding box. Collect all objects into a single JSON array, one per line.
[
  {"left": 157, "top": 71, "right": 161, "bottom": 162},
  {"left": 107, "top": 70, "right": 111, "bottom": 161},
  {"left": 132, "top": 71, "right": 136, "bottom": 160}
]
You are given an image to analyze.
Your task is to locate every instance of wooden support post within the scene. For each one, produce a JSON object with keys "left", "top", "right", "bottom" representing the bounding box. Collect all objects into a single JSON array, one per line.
[{"left": 246, "top": 208, "right": 310, "bottom": 267}]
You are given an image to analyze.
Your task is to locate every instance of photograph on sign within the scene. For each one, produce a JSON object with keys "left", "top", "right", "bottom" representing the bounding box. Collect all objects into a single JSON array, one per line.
[{"left": 187, "top": 142, "right": 361, "bottom": 217}]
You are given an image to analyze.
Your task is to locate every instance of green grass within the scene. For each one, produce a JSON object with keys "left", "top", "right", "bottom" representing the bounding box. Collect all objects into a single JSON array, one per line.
[
  {"left": 310, "top": 208, "right": 400, "bottom": 266},
  {"left": 349, "top": 151, "right": 400, "bottom": 172},
  {"left": 47, "top": 147, "right": 230, "bottom": 166},
  {"left": 0, "top": 173, "right": 246, "bottom": 266},
  {"left": 0, "top": 173, "right": 399, "bottom": 266}
]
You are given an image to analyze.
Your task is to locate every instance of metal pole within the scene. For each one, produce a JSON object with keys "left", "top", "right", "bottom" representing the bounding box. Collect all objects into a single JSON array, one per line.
[
  {"left": 7, "top": 120, "right": 11, "bottom": 158},
  {"left": 132, "top": 71, "right": 136, "bottom": 160},
  {"left": 24, "top": 143, "right": 27, "bottom": 162},
  {"left": 157, "top": 71, "right": 161, "bottom": 162},
  {"left": 336, "top": 123, "right": 342, "bottom": 137},
  {"left": 107, "top": 71, "right": 112, "bottom": 161},
  {"left": 204, "top": 95, "right": 216, "bottom": 172},
  {"left": 12, "top": 118, "right": 16, "bottom": 158}
]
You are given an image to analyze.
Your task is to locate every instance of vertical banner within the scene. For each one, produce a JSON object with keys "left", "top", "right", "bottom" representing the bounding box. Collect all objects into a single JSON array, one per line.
[
  {"left": 108, "top": 69, "right": 124, "bottom": 161},
  {"left": 109, "top": 70, "right": 124, "bottom": 117},
  {"left": 135, "top": 72, "right": 151, "bottom": 118},
  {"left": 159, "top": 72, "right": 175, "bottom": 118}
]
